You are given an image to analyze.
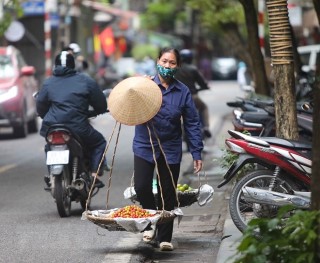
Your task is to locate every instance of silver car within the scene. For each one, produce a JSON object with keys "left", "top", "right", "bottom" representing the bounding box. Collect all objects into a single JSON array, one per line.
[{"left": 211, "top": 57, "right": 238, "bottom": 80}]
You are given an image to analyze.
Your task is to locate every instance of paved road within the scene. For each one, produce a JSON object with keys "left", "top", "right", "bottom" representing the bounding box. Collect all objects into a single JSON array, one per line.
[
  {"left": 0, "top": 112, "right": 138, "bottom": 262},
  {"left": 0, "top": 80, "right": 244, "bottom": 262}
]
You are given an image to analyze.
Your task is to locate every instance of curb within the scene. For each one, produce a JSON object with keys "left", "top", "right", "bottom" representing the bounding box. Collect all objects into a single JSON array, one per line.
[{"left": 216, "top": 212, "right": 242, "bottom": 263}]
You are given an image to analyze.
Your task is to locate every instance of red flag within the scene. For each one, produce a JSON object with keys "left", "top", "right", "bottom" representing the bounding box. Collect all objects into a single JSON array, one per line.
[
  {"left": 117, "top": 36, "right": 127, "bottom": 54},
  {"left": 100, "top": 27, "right": 115, "bottom": 56}
]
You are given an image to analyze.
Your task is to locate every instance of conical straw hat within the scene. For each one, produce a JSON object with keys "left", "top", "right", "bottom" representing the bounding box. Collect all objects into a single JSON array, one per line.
[{"left": 108, "top": 76, "right": 162, "bottom": 126}]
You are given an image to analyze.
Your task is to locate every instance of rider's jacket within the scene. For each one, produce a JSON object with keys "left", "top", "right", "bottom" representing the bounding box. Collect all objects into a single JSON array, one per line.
[
  {"left": 174, "top": 63, "right": 209, "bottom": 95},
  {"left": 36, "top": 66, "right": 107, "bottom": 137}
]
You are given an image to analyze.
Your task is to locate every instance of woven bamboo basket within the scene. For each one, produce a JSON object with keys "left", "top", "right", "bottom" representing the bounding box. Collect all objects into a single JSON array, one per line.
[
  {"left": 176, "top": 189, "right": 199, "bottom": 207},
  {"left": 86, "top": 214, "right": 127, "bottom": 231},
  {"left": 85, "top": 209, "right": 176, "bottom": 231}
]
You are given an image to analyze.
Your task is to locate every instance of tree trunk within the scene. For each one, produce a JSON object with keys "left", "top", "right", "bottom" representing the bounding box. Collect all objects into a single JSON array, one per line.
[
  {"left": 273, "top": 64, "right": 298, "bottom": 139},
  {"left": 239, "top": 0, "right": 270, "bottom": 96},
  {"left": 265, "top": 0, "right": 298, "bottom": 140},
  {"left": 219, "top": 22, "right": 251, "bottom": 64},
  {"left": 311, "top": 50, "right": 320, "bottom": 262},
  {"left": 311, "top": 1, "right": 320, "bottom": 261},
  {"left": 313, "top": 0, "right": 320, "bottom": 24},
  {"left": 289, "top": 24, "right": 303, "bottom": 75},
  {"left": 311, "top": 0, "right": 320, "bottom": 211}
]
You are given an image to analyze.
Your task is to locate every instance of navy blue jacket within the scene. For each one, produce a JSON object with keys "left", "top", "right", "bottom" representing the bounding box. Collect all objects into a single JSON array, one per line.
[
  {"left": 133, "top": 74, "right": 203, "bottom": 164},
  {"left": 36, "top": 66, "right": 107, "bottom": 137}
]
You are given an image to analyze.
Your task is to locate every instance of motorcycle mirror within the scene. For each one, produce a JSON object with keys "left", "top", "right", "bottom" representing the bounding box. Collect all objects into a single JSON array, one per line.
[
  {"left": 33, "top": 91, "right": 39, "bottom": 99},
  {"left": 301, "top": 103, "right": 312, "bottom": 111}
]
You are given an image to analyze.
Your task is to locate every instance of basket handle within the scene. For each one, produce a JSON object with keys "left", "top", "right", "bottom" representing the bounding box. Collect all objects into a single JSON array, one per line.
[{"left": 196, "top": 169, "right": 208, "bottom": 190}]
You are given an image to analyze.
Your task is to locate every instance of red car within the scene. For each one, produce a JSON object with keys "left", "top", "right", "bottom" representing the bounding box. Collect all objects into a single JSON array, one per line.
[{"left": 0, "top": 45, "right": 39, "bottom": 138}]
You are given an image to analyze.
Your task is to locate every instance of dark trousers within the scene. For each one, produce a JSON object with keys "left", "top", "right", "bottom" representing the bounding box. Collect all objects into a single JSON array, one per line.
[
  {"left": 134, "top": 154, "right": 180, "bottom": 243},
  {"left": 79, "top": 126, "right": 106, "bottom": 173}
]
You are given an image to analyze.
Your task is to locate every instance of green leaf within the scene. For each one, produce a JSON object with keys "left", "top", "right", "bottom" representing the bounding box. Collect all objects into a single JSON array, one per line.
[{"left": 234, "top": 207, "right": 320, "bottom": 262}]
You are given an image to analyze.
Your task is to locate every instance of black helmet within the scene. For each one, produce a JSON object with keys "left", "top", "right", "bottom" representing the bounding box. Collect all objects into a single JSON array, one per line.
[
  {"left": 54, "top": 51, "right": 75, "bottom": 69},
  {"left": 180, "top": 49, "right": 193, "bottom": 63}
]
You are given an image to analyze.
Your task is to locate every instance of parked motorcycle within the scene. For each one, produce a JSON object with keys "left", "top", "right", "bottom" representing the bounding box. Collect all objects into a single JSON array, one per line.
[
  {"left": 217, "top": 129, "right": 312, "bottom": 233},
  {"left": 227, "top": 97, "right": 313, "bottom": 142},
  {"left": 227, "top": 97, "right": 276, "bottom": 136},
  {"left": 226, "top": 97, "right": 274, "bottom": 113},
  {"left": 44, "top": 123, "right": 101, "bottom": 217},
  {"left": 295, "top": 69, "right": 314, "bottom": 102}
]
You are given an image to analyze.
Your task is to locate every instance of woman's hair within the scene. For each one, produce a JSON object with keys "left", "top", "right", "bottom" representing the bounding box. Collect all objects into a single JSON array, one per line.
[{"left": 158, "top": 47, "right": 181, "bottom": 66}]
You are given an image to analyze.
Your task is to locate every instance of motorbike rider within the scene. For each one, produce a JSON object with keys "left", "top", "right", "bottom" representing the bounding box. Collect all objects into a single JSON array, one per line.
[
  {"left": 68, "top": 43, "right": 89, "bottom": 74},
  {"left": 63, "top": 45, "right": 111, "bottom": 170},
  {"left": 174, "top": 49, "right": 212, "bottom": 138},
  {"left": 36, "top": 51, "right": 108, "bottom": 188}
]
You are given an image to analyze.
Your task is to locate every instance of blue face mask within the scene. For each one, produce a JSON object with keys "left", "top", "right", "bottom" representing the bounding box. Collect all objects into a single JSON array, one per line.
[{"left": 156, "top": 64, "right": 177, "bottom": 79}]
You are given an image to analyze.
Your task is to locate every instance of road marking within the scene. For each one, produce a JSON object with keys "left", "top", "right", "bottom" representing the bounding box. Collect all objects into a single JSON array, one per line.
[
  {"left": 101, "top": 235, "right": 141, "bottom": 263},
  {"left": 0, "top": 164, "right": 16, "bottom": 174}
]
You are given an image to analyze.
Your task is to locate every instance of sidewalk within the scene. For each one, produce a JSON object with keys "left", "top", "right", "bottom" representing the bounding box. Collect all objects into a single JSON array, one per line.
[
  {"left": 207, "top": 115, "right": 242, "bottom": 263},
  {"left": 145, "top": 114, "right": 243, "bottom": 262}
]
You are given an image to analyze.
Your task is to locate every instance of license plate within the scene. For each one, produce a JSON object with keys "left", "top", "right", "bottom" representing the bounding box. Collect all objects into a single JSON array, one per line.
[{"left": 46, "top": 150, "right": 70, "bottom": 165}]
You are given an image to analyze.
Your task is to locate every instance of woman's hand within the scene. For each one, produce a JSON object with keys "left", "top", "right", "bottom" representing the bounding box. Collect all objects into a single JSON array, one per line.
[{"left": 193, "top": 160, "right": 203, "bottom": 174}]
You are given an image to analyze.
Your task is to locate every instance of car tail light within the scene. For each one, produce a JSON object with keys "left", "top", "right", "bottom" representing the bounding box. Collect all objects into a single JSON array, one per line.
[
  {"left": 0, "top": 86, "right": 18, "bottom": 103},
  {"left": 47, "top": 131, "right": 70, "bottom": 145}
]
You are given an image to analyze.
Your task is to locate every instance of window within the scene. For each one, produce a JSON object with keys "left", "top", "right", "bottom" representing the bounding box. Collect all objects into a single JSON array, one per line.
[{"left": 0, "top": 55, "right": 15, "bottom": 78}]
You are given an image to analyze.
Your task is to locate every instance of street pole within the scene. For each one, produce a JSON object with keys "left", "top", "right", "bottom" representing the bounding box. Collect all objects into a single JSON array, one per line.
[
  {"left": 44, "top": 0, "right": 52, "bottom": 77},
  {"left": 258, "top": 0, "right": 265, "bottom": 56}
]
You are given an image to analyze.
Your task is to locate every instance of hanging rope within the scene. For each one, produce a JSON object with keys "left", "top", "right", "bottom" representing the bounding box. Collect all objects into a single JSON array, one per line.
[
  {"left": 150, "top": 122, "right": 180, "bottom": 207},
  {"left": 86, "top": 118, "right": 202, "bottom": 212},
  {"left": 266, "top": 0, "right": 294, "bottom": 65},
  {"left": 146, "top": 123, "right": 168, "bottom": 210},
  {"left": 105, "top": 122, "right": 121, "bottom": 209},
  {"left": 149, "top": 121, "right": 207, "bottom": 208},
  {"left": 86, "top": 121, "right": 121, "bottom": 211}
]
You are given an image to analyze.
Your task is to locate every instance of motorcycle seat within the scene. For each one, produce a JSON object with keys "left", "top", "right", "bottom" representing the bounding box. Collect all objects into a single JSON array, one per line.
[{"left": 262, "top": 137, "right": 312, "bottom": 150}]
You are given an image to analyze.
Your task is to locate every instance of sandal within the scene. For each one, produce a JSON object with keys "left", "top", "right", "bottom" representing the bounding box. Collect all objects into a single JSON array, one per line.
[
  {"left": 143, "top": 229, "right": 155, "bottom": 243},
  {"left": 159, "top": 242, "right": 174, "bottom": 251}
]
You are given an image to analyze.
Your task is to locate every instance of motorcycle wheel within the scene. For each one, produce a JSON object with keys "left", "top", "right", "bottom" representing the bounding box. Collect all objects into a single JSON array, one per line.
[
  {"left": 55, "top": 167, "right": 72, "bottom": 217},
  {"left": 229, "top": 169, "right": 298, "bottom": 233}
]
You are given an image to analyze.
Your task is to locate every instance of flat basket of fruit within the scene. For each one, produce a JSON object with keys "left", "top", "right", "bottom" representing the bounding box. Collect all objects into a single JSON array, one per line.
[
  {"left": 177, "top": 184, "right": 214, "bottom": 207},
  {"left": 82, "top": 205, "right": 182, "bottom": 232}
]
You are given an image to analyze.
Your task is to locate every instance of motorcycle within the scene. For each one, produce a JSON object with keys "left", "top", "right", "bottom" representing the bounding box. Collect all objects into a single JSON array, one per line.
[
  {"left": 227, "top": 98, "right": 313, "bottom": 142},
  {"left": 227, "top": 97, "right": 277, "bottom": 136},
  {"left": 217, "top": 129, "right": 312, "bottom": 233},
  {"left": 44, "top": 123, "right": 101, "bottom": 217}
]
